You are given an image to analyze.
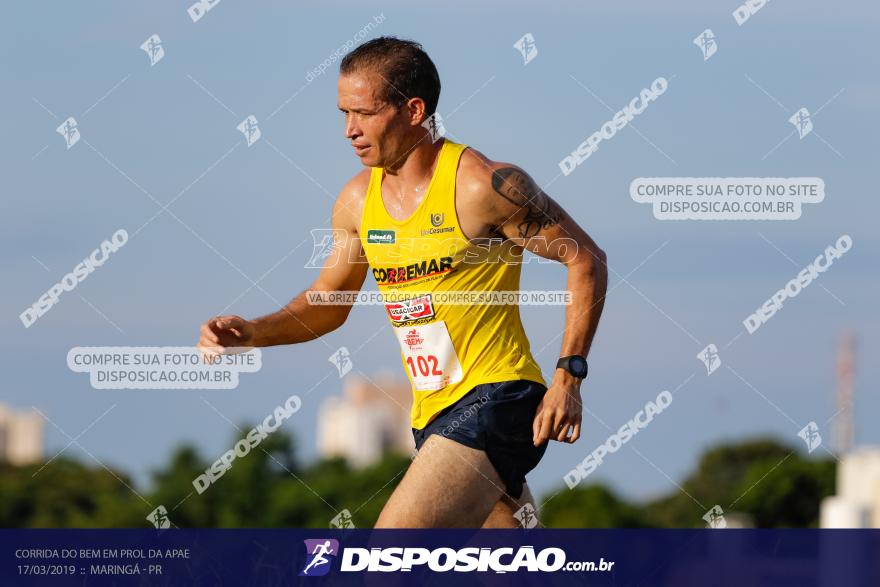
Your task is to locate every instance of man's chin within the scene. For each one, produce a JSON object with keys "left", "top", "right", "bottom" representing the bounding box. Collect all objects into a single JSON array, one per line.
[{"left": 357, "top": 154, "right": 377, "bottom": 167}]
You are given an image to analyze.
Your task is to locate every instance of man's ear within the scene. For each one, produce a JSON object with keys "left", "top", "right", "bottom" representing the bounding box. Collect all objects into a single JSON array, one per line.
[{"left": 406, "top": 97, "right": 427, "bottom": 126}]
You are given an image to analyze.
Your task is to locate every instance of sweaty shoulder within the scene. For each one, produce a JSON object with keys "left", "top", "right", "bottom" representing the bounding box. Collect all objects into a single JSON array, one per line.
[
  {"left": 334, "top": 167, "right": 372, "bottom": 234},
  {"left": 455, "top": 147, "right": 525, "bottom": 235},
  {"left": 456, "top": 146, "right": 494, "bottom": 197}
]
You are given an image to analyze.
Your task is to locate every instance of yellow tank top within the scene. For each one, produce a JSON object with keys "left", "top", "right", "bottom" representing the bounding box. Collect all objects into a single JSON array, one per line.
[{"left": 359, "top": 138, "right": 546, "bottom": 429}]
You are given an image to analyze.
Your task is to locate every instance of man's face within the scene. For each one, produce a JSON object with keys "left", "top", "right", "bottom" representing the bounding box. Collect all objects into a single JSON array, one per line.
[{"left": 337, "top": 72, "right": 408, "bottom": 168}]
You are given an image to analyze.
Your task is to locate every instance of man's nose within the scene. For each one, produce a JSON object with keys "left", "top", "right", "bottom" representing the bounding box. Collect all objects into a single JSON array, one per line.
[{"left": 344, "top": 115, "right": 359, "bottom": 139}]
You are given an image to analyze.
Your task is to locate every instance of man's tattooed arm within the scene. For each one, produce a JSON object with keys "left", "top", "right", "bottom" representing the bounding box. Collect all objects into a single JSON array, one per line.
[{"left": 490, "top": 167, "right": 564, "bottom": 239}]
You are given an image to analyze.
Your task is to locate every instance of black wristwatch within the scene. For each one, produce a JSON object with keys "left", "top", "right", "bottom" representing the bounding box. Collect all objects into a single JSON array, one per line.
[{"left": 556, "top": 355, "right": 588, "bottom": 379}]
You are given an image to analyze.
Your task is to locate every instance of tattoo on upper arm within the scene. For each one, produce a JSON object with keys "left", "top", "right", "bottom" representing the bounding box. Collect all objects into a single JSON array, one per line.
[{"left": 490, "top": 167, "right": 563, "bottom": 239}]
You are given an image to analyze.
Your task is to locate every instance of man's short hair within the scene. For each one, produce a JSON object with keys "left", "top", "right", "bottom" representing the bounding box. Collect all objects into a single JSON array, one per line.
[{"left": 340, "top": 36, "right": 441, "bottom": 117}]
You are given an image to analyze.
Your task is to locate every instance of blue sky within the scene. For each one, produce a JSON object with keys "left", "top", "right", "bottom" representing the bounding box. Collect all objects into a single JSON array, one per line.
[{"left": 2, "top": 0, "right": 878, "bottom": 516}]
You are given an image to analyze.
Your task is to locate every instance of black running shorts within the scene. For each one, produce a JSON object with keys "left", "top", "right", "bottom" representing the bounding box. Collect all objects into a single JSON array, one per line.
[{"left": 411, "top": 379, "right": 548, "bottom": 499}]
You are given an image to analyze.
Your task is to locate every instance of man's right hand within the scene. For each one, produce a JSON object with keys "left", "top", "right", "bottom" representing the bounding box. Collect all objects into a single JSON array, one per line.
[{"left": 197, "top": 315, "right": 255, "bottom": 362}]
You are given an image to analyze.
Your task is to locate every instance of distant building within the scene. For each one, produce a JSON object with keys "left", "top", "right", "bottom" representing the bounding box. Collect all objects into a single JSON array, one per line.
[
  {"left": 820, "top": 448, "right": 880, "bottom": 528},
  {"left": 317, "top": 373, "right": 414, "bottom": 468},
  {"left": 0, "top": 403, "right": 44, "bottom": 465},
  {"left": 818, "top": 334, "right": 878, "bottom": 528}
]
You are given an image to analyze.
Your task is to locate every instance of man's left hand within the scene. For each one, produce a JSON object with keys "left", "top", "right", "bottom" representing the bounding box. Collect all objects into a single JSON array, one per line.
[{"left": 532, "top": 373, "right": 583, "bottom": 445}]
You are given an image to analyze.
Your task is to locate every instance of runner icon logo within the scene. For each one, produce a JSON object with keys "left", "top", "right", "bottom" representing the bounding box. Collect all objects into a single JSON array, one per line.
[{"left": 300, "top": 539, "right": 339, "bottom": 577}]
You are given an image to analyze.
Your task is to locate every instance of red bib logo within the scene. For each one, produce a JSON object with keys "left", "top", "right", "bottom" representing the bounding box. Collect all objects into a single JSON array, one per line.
[
  {"left": 385, "top": 294, "right": 435, "bottom": 325},
  {"left": 403, "top": 329, "right": 424, "bottom": 349}
]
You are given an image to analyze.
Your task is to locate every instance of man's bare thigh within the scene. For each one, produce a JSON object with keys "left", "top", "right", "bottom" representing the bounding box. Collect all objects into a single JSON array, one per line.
[{"left": 375, "top": 434, "right": 507, "bottom": 528}]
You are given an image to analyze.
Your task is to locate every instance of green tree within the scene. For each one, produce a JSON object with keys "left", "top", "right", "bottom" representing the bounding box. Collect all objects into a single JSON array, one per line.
[
  {"left": 734, "top": 456, "right": 835, "bottom": 527},
  {"left": 540, "top": 485, "right": 645, "bottom": 528},
  {"left": 649, "top": 438, "right": 836, "bottom": 527},
  {"left": 0, "top": 459, "right": 142, "bottom": 527},
  {"left": 541, "top": 438, "right": 837, "bottom": 528},
  {"left": 149, "top": 446, "right": 215, "bottom": 527},
  {"left": 1, "top": 432, "right": 835, "bottom": 529}
]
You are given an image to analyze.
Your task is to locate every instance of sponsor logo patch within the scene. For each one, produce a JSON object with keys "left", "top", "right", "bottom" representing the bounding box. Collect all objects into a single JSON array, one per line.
[
  {"left": 367, "top": 229, "right": 396, "bottom": 244},
  {"left": 385, "top": 294, "right": 435, "bottom": 325},
  {"left": 372, "top": 257, "right": 453, "bottom": 285}
]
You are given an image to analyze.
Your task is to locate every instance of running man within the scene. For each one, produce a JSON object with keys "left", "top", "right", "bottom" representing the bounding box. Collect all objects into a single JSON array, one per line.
[{"left": 197, "top": 37, "right": 607, "bottom": 528}]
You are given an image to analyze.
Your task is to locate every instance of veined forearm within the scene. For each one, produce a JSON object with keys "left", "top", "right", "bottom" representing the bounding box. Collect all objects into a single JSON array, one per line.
[
  {"left": 250, "top": 290, "right": 347, "bottom": 347},
  {"left": 559, "top": 251, "right": 608, "bottom": 359}
]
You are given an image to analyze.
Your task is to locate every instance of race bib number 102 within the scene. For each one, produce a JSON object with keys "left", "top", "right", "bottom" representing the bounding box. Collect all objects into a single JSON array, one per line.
[{"left": 392, "top": 320, "right": 463, "bottom": 391}]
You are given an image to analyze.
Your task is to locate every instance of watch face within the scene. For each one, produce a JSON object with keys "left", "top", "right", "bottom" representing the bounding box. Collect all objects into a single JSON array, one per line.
[{"left": 570, "top": 357, "right": 588, "bottom": 377}]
